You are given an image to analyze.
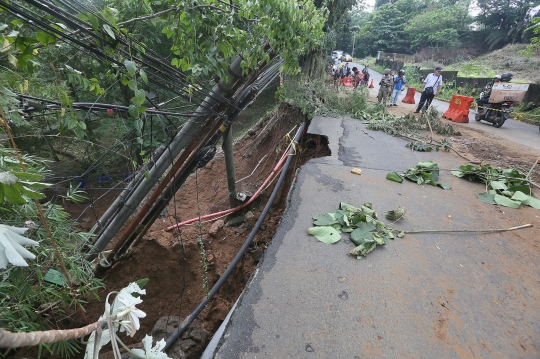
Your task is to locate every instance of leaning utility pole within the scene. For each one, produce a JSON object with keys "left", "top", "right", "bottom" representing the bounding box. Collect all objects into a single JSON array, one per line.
[{"left": 87, "top": 56, "right": 246, "bottom": 259}]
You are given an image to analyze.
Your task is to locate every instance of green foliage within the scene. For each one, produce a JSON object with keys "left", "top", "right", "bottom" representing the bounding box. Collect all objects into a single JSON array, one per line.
[
  {"left": 404, "top": 6, "right": 471, "bottom": 51},
  {"left": 62, "top": 183, "right": 89, "bottom": 204},
  {"left": 451, "top": 163, "right": 540, "bottom": 209},
  {"left": 165, "top": 0, "right": 327, "bottom": 80},
  {"left": 522, "top": 18, "right": 540, "bottom": 57},
  {"left": 388, "top": 161, "right": 451, "bottom": 190},
  {"left": 476, "top": 0, "right": 538, "bottom": 50},
  {"left": 405, "top": 138, "right": 451, "bottom": 152},
  {"left": 365, "top": 105, "right": 461, "bottom": 138},
  {"left": 350, "top": 0, "right": 537, "bottom": 56},
  {"left": 0, "top": 146, "right": 104, "bottom": 356},
  {"left": 308, "top": 202, "right": 403, "bottom": 259},
  {"left": 283, "top": 71, "right": 369, "bottom": 119}
]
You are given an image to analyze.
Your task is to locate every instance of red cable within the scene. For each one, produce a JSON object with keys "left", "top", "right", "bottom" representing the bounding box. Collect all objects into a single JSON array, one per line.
[{"left": 165, "top": 146, "right": 292, "bottom": 231}]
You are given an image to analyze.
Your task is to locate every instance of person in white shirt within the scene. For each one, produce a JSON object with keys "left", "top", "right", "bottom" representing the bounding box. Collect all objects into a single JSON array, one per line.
[{"left": 414, "top": 66, "right": 443, "bottom": 114}]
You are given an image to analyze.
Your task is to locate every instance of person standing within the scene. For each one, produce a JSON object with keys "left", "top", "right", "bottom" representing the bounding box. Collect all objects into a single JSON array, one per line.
[
  {"left": 361, "top": 66, "right": 369, "bottom": 86},
  {"left": 352, "top": 67, "right": 361, "bottom": 89},
  {"left": 338, "top": 61, "right": 345, "bottom": 86},
  {"left": 344, "top": 63, "right": 351, "bottom": 78},
  {"left": 414, "top": 66, "right": 443, "bottom": 114},
  {"left": 378, "top": 68, "right": 393, "bottom": 104},
  {"left": 390, "top": 69, "right": 406, "bottom": 106}
]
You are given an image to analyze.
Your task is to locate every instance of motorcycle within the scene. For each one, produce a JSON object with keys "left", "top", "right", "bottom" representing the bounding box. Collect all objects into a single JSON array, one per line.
[
  {"left": 475, "top": 72, "right": 514, "bottom": 128},
  {"left": 475, "top": 101, "right": 513, "bottom": 128}
]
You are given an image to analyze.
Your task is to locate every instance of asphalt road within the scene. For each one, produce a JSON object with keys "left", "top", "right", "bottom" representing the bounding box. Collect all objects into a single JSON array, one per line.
[
  {"left": 350, "top": 61, "right": 540, "bottom": 153},
  {"left": 210, "top": 115, "right": 540, "bottom": 358}
]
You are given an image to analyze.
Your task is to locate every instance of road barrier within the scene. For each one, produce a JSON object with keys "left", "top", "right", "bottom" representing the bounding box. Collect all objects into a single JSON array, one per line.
[
  {"left": 343, "top": 76, "right": 354, "bottom": 87},
  {"left": 402, "top": 87, "right": 416, "bottom": 104},
  {"left": 443, "top": 95, "right": 474, "bottom": 123}
]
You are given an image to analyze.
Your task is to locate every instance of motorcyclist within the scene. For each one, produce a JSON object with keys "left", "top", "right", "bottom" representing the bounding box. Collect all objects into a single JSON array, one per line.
[{"left": 477, "top": 75, "right": 501, "bottom": 114}]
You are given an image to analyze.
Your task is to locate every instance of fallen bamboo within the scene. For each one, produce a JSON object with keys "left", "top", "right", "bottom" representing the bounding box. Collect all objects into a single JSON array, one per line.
[
  {"left": 0, "top": 321, "right": 104, "bottom": 348},
  {"left": 403, "top": 223, "right": 532, "bottom": 234}
]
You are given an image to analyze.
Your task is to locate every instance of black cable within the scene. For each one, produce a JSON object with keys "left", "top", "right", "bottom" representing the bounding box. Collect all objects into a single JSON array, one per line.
[
  {"left": 1, "top": 1, "right": 230, "bottom": 113},
  {"left": 163, "top": 121, "right": 307, "bottom": 352}
]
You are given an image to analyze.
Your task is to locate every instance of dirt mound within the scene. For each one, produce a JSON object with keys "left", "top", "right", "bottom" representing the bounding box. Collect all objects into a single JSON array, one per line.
[{"left": 458, "top": 44, "right": 540, "bottom": 83}]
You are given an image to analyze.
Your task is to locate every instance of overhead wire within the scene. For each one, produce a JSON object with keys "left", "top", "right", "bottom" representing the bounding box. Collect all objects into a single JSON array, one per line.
[{"left": 1, "top": 0, "right": 231, "bottom": 116}]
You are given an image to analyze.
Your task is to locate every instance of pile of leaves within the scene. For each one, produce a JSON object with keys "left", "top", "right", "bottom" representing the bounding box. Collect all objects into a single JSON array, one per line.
[
  {"left": 365, "top": 106, "right": 461, "bottom": 138},
  {"left": 451, "top": 164, "right": 540, "bottom": 209},
  {"left": 307, "top": 202, "right": 405, "bottom": 259},
  {"left": 284, "top": 77, "right": 369, "bottom": 119},
  {"left": 405, "top": 138, "right": 452, "bottom": 152},
  {"left": 386, "top": 161, "right": 451, "bottom": 190}
]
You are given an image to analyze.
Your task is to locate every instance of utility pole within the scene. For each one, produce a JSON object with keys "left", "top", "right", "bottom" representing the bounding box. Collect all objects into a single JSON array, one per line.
[
  {"left": 352, "top": 33, "right": 356, "bottom": 58},
  {"left": 222, "top": 126, "right": 237, "bottom": 208}
]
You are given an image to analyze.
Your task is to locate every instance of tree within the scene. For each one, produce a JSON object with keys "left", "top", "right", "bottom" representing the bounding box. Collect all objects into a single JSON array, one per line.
[
  {"left": 405, "top": 5, "right": 471, "bottom": 50},
  {"left": 475, "top": 0, "right": 540, "bottom": 49}
]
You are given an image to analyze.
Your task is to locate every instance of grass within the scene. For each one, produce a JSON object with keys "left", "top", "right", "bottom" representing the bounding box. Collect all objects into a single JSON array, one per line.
[{"left": 513, "top": 102, "right": 540, "bottom": 122}]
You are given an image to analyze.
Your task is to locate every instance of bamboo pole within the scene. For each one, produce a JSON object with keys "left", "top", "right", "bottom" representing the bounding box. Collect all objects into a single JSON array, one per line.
[{"left": 0, "top": 321, "right": 104, "bottom": 348}]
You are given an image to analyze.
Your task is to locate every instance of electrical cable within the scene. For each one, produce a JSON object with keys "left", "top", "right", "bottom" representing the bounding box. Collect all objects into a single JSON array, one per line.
[{"left": 163, "top": 121, "right": 307, "bottom": 352}]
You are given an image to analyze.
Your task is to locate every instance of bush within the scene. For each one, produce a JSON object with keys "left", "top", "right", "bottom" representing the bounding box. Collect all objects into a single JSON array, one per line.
[{"left": 0, "top": 146, "right": 104, "bottom": 358}]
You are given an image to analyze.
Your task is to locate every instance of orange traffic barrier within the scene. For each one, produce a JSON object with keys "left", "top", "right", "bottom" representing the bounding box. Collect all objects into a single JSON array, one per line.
[
  {"left": 402, "top": 87, "right": 416, "bottom": 104},
  {"left": 368, "top": 79, "right": 374, "bottom": 88},
  {"left": 343, "top": 76, "right": 354, "bottom": 87},
  {"left": 443, "top": 95, "right": 475, "bottom": 123}
]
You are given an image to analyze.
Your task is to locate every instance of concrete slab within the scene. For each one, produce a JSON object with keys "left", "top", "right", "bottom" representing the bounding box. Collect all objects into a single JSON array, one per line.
[{"left": 212, "top": 116, "right": 540, "bottom": 358}]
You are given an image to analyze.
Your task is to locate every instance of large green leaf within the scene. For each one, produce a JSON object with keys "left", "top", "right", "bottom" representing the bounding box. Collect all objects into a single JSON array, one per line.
[
  {"left": 522, "top": 196, "right": 540, "bottom": 209},
  {"left": 507, "top": 185, "right": 532, "bottom": 196},
  {"left": 312, "top": 213, "right": 337, "bottom": 226},
  {"left": 308, "top": 226, "right": 342, "bottom": 244},
  {"left": 493, "top": 194, "right": 520, "bottom": 209},
  {"left": 489, "top": 181, "right": 508, "bottom": 191},
  {"left": 437, "top": 183, "right": 451, "bottom": 190},
  {"left": 2, "top": 184, "right": 26, "bottom": 205},
  {"left": 128, "top": 104, "right": 139, "bottom": 119},
  {"left": 11, "top": 171, "right": 43, "bottom": 182},
  {"left": 350, "top": 222, "right": 376, "bottom": 246},
  {"left": 386, "top": 172, "right": 403, "bottom": 183},
  {"left": 124, "top": 59, "right": 137, "bottom": 76},
  {"left": 477, "top": 192, "right": 497, "bottom": 205},
  {"left": 102, "top": 24, "right": 116, "bottom": 39},
  {"left": 12, "top": 183, "right": 45, "bottom": 200},
  {"left": 139, "top": 69, "right": 148, "bottom": 84},
  {"left": 510, "top": 191, "right": 529, "bottom": 202}
]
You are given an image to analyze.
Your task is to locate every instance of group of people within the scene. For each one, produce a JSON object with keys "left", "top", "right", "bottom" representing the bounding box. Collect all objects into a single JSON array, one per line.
[
  {"left": 331, "top": 61, "right": 371, "bottom": 89},
  {"left": 335, "top": 63, "right": 508, "bottom": 115},
  {"left": 378, "top": 66, "right": 443, "bottom": 113},
  {"left": 331, "top": 61, "right": 449, "bottom": 114},
  {"left": 377, "top": 68, "right": 408, "bottom": 106}
]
